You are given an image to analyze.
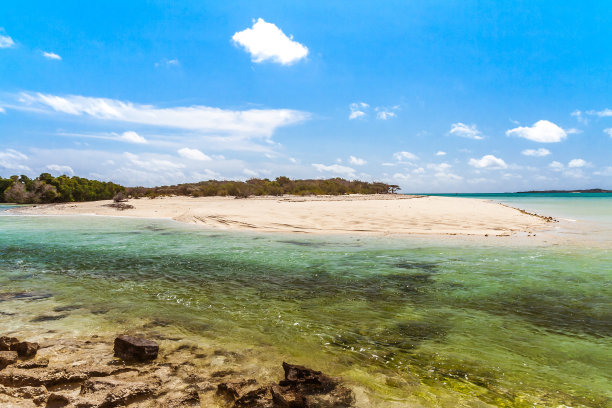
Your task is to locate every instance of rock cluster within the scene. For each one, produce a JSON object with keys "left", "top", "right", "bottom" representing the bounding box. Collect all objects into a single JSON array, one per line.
[
  {"left": 217, "top": 362, "right": 354, "bottom": 407},
  {"left": 0, "top": 334, "right": 355, "bottom": 407}
]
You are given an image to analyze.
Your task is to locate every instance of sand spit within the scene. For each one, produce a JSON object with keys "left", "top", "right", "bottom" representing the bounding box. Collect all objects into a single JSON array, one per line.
[{"left": 8, "top": 195, "right": 553, "bottom": 236}]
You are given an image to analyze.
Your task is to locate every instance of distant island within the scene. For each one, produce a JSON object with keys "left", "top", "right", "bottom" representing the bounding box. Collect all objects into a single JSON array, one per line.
[
  {"left": 0, "top": 173, "right": 398, "bottom": 204},
  {"left": 516, "top": 189, "right": 611, "bottom": 193}
]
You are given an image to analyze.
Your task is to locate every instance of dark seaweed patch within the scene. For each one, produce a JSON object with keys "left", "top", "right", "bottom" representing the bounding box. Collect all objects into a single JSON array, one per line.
[
  {"left": 394, "top": 261, "right": 438, "bottom": 272},
  {"left": 0, "top": 292, "right": 53, "bottom": 302},
  {"left": 466, "top": 291, "right": 612, "bottom": 338},
  {"left": 31, "top": 313, "right": 68, "bottom": 322},
  {"left": 53, "top": 305, "right": 82, "bottom": 312}
]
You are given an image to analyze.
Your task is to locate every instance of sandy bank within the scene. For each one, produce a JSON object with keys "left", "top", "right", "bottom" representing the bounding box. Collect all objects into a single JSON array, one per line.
[{"left": 7, "top": 195, "right": 553, "bottom": 236}]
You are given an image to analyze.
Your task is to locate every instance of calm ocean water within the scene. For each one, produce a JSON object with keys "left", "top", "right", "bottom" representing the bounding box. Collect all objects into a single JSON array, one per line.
[{"left": 1, "top": 195, "right": 610, "bottom": 407}]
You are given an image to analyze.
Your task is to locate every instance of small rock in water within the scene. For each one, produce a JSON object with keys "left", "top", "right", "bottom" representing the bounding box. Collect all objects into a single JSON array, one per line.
[
  {"left": 14, "top": 341, "right": 39, "bottom": 358},
  {"left": 113, "top": 335, "right": 159, "bottom": 362},
  {"left": 0, "top": 336, "right": 19, "bottom": 351},
  {"left": 0, "top": 351, "right": 18, "bottom": 369}
]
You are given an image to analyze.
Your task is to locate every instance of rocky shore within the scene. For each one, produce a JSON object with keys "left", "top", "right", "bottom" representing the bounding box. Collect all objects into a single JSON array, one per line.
[{"left": 0, "top": 334, "right": 354, "bottom": 407}]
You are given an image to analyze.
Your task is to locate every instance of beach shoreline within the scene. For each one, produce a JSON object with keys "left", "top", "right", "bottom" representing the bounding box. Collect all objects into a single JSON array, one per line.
[{"left": 7, "top": 194, "right": 554, "bottom": 237}]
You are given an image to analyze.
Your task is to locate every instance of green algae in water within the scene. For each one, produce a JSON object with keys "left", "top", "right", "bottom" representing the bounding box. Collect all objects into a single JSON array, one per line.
[{"left": 0, "top": 215, "right": 611, "bottom": 407}]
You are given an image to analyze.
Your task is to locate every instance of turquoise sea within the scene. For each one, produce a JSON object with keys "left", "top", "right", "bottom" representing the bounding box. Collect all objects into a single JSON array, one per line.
[{"left": 1, "top": 194, "right": 611, "bottom": 407}]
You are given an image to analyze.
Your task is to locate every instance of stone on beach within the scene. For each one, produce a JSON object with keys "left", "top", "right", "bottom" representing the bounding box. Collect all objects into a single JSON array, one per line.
[
  {"left": 0, "top": 351, "right": 18, "bottom": 369},
  {"left": 217, "top": 362, "right": 355, "bottom": 408},
  {"left": 0, "top": 336, "right": 19, "bottom": 351},
  {"left": 113, "top": 335, "right": 159, "bottom": 362},
  {"left": 14, "top": 341, "right": 39, "bottom": 358}
]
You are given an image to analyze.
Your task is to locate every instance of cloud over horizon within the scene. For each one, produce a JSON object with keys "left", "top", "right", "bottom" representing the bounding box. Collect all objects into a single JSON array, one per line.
[
  {"left": 506, "top": 120, "right": 567, "bottom": 143},
  {"left": 15, "top": 92, "right": 310, "bottom": 137}
]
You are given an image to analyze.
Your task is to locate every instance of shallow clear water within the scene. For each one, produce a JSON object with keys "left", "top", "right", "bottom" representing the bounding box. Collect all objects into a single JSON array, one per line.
[{"left": 1, "top": 205, "right": 611, "bottom": 407}]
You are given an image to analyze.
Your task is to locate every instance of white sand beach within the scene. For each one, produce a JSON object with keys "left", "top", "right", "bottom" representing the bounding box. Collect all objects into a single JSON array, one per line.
[{"left": 8, "top": 195, "right": 553, "bottom": 236}]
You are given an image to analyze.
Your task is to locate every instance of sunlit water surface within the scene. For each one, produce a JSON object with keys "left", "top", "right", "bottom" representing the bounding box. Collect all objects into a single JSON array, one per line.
[{"left": 0, "top": 203, "right": 610, "bottom": 407}]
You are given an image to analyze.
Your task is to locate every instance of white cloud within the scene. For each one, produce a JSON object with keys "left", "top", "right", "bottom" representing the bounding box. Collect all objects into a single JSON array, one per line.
[
  {"left": 232, "top": 18, "right": 308, "bottom": 65},
  {"left": 393, "top": 151, "right": 418, "bottom": 161},
  {"left": 412, "top": 167, "right": 425, "bottom": 174},
  {"left": 17, "top": 92, "right": 309, "bottom": 137},
  {"left": 506, "top": 120, "right": 567, "bottom": 143},
  {"left": 549, "top": 161, "right": 564, "bottom": 171},
  {"left": 46, "top": 164, "right": 74, "bottom": 175},
  {"left": 435, "top": 151, "right": 446, "bottom": 156},
  {"left": 393, "top": 173, "right": 411, "bottom": 181},
  {"left": 449, "top": 123, "right": 483, "bottom": 140},
  {"left": 568, "top": 158, "right": 588, "bottom": 168},
  {"left": 312, "top": 163, "right": 356, "bottom": 178},
  {"left": 571, "top": 110, "right": 587, "bottom": 124},
  {"left": 155, "top": 58, "right": 179, "bottom": 68},
  {"left": 125, "top": 152, "right": 185, "bottom": 171},
  {"left": 118, "top": 131, "right": 147, "bottom": 144},
  {"left": 42, "top": 51, "right": 61, "bottom": 60},
  {"left": 243, "top": 168, "right": 258, "bottom": 177},
  {"left": 0, "top": 107, "right": 5, "bottom": 114},
  {"left": 349, "top": 156, "right": 366, "bottom": 165},
  {"left": 349, "top": 102, "right": 368, "bottom": 120},
  {"left": 375, "top": 105, "right": 399, "bottom": 120},
  {"left": 0, "top": 149, "right": 31, "bottom": 172},
  {"left": 586, "top": 108, "right": 612, "bottom": 117},
  {"left": 0, "top": 33, "right": 15, "bottom": 48},
  {"left": 435, "top": 172, "right": 463, "bottom": 181},
  {"left": 289, "top": 157, "right": 297, "bottom": 163},
  {"left": 376, "top": 111, "right": 396, "bottom": 120},
  {"left": 605, "top": 128, "right": 612, "bottom": 138},
  {"left": 427, "top": 162, "right": 452, "bottom": 172},
  {"left": 594, "top": 166, "right": 612, "bottom": 176},
  {"left": 468, "top": 154, "right": 507, "bottom": 169},
  {"left": 522, "top": 148, "right": 551, "bottom": 157},
  {"left": 178, "top": 147, "right": 211, "bottom": 161}
]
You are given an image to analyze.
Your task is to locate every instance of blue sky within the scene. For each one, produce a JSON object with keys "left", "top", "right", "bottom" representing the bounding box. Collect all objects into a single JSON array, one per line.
[{"left": 1, "top": 1, "right": 611, "bottom": 192}]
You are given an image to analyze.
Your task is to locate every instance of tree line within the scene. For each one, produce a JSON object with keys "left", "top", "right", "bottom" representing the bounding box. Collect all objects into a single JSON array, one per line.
[
  {"left": 1, "top": 174, "right": 399, "bottom": 203},
  {"left": 0, "top": 174, "right": 125, "bottom": 204},
  {"left": 126, "top": 177, "right": 398, "bottom": 198}
]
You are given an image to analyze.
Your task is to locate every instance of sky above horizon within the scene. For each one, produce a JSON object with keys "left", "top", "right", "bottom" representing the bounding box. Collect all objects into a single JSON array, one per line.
[{"left": 1, "top": 1, "right": 611, "bottom": 192}]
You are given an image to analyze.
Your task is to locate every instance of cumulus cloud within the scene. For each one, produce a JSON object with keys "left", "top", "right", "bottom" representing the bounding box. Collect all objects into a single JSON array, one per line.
[
  {"left": 568, "top": 158, "right": 588, "bottom": 168},
  {"left": 393, "top": 151, "right": 418, "bottom": 161},
  {"left": 42, "top": 51, "right": 61, "bottom": 60},
  {"left": 312, "top": 163, "right": 356, "bottom": 178},
  {"left": 17, "top": 92, "right": 309, "bottom": 137},
  {"left": 0, "top": 33, "right": 15, "bottom": 48},
  {"left": 178, "top": 147, "right": 211, "bottom": 161},
  {"left": 522, "top": 148, "right": 551, "bottom": 157},
  {"left": 449, "top": 123, "right": 483, "bottom": 140},
  {"left": 0, "top": 149, "right": 31, "bottom": 171},
  {"left": 243, "top": 168, "right": 258, "bottom": 177},
  {"left": 232, "top": 18, "right": 308, "bottom": 65},
  {"left": 468, "top": 154, "right": 507, "bottom": 169},
  {"left": 435, "top": 151, "right": 446, "bottom": 156},
  {"left": 349, "top": 102, "right": 368, "bottom": 120},
  {"left": 594, "top": 166, "right": 612, "bottom": 176},
  {"left": 549, "top": 161, "right": 564, "bottom": 171},
  {"left": 349, "top": 156, "right": 366, "bottom": 165},
  {"left": 118, "top": 131, "right": 147, "bottom": 144},
  {"left": 605, "top": 128, "right": 612, "bottom": 138},
  {"left": 46, "top": 164, "right": 74, "bottom": 175},
  {"left": 506, "top": 120, "right": 567, "bottom": 143},
  {"left": 0, "top": 107, "right": 5, "bottom": 114}
]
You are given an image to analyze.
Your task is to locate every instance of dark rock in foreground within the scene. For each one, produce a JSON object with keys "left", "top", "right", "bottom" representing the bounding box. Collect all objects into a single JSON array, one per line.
[
  {"left": 113, "top": 335, "right": 158, "bottom": 362},
  {"left": 218, "top": 362, "right": 354, "bottom": 408},
  {"left": 0, "top": 337, "right": 19, "bottom": 351},
  {"left": 14, "top": 341, "right": 39, "bottom": 358}
]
